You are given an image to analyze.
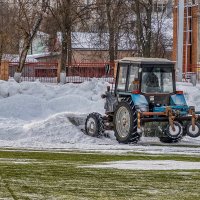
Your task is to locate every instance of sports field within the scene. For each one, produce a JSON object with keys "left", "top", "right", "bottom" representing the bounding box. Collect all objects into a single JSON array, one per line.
[{"left": 0, "top": 149, "right": 200, "bottom": 200}]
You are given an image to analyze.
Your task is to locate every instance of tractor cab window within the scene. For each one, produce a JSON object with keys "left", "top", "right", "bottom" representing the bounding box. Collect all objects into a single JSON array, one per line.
[
  {"left": 128, "top": 65, "right": 139, "bottom": 91},
  {"left": 117, "top": 64, "right": 128, "bottom": 91},
  {"left": 141, "top": 66, "right": 174, "bottom": 93}
]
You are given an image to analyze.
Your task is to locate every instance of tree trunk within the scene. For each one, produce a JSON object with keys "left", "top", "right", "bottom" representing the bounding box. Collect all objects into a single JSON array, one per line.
[
  {"left": 0, "top": 53, "right": 2, "bottom": 65},
  {"left": 14, "top": 37, "right": 30, "bottom": 82},
  {"left": 17, "top": 42, "right": 30, "bottom": 73},
  {"left": 59, "top": 31, "right": 68, "bottom": 84},
  {"left": 106, "top": 0, "right": 115, "bottom": 62},
  {"left": 135, "top": 1, "right": 153, "bottom": 57},
  {"left": 0, "top": 41, "right": 3, "bottom": 64},
  {"left": 135, "top": 2, "right": 144, "bottom": 56},
  {"left": 143, "top": 4, "right": 152, "bottom": 57},
  {"left": 114, "top": 32, "right": 118, "bottom": 60},
  {"left": 67, "top": 30, "right": 72, "bottom": 67},
  {"left": 14, "top": 0, "right": 48, "bottom": 82},
  {"left": 108, "top": 28, "right": 115, "bottom": 62}
]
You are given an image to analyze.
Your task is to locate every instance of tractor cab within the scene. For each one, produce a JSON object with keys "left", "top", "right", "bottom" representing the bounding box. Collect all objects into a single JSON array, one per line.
[
  {"left": 114, "top": 57, "right": 177, "bottom": 112},
  {"left": 115, "top": 58, "right": 175, "bottom": 98},
  {"left": 85, "top": 57, "right": 200, "bottom": 144}
]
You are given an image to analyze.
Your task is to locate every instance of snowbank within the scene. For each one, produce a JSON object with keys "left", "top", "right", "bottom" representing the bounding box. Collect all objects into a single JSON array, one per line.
[
  {"left": 0, "top": 79, "right": 107, "bottom": 118},
  {"left": 0, "top": 79, "right": 116, "bottom": 149}
]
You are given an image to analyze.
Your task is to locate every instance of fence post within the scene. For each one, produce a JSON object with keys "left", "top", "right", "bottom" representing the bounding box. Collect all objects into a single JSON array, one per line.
[
  {"left": 190, "top": 73, "right": 197, "bottom": 86},
  {"left": 0, "top": 60, "right": 9, "bottom": 81}
]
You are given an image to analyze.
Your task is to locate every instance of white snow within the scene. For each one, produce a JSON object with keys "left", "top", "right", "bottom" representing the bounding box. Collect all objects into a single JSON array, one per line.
[
  {"left": 0, "top": 79, "right": 200, "bottom": 155},
  {"left": 83, "top": 160, "right": 200, "bottom": 170},
  {"left": 0, "top": 78, "right": 112, "bottom": 149}
]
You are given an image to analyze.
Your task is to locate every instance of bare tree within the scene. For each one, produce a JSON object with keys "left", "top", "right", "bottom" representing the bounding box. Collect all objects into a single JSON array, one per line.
[
  {"left": 94, "top": 0, "right": 127, "bottom": 62},
  {"left": 85, "top": 0, "right": 172, "bottom": 60},
  {"left": 48, "top": 0, "right": 94, "bottom": 84},
  {"left": 14, "top": 0, "right": 49, "bottom": 82},
  {"left": 130, "top": 0, "right": 172, "bottom": 57},
  {"left": 41, "top": 14, "right": 59, "bottom": 53},
  {"left": 134, "top": 0, "right": 153, "bottom": 57},
  {"left": 0, "top": 1, "right": 18, "bottom": 63}
]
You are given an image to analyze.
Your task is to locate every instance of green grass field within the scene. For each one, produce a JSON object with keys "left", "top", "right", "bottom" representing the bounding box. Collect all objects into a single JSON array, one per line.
[{"left": 0, "top": 149, "right": 200, "bottom": 200}]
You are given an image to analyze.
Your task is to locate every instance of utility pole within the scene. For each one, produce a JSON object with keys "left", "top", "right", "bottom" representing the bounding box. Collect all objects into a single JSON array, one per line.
[{"left": 177, "top": 0, "right": 184, "bottom": 82}]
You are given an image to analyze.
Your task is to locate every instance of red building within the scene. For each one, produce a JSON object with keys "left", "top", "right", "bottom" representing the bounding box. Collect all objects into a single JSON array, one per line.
[{"left": 172, "top": 0, "right": 199, "bottom": 73}]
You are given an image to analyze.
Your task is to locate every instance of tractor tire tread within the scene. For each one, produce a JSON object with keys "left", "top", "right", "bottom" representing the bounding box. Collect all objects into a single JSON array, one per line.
[
  {"left": 114, "top": 98, "right": 141, "bottom": 144},
  {"left": 85, "top": 112, "right": 104, "bottom": 137},
  {"left": 159, "top": 137, "right": 181, "bottom": 143}
]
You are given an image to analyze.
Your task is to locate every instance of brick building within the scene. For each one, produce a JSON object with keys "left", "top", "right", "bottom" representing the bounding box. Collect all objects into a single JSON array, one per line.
[{"left": 172, "top": 0, "right": 199, "bottom": 73}]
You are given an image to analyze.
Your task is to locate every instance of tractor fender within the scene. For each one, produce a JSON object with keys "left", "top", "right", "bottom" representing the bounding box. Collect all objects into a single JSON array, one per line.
[
  {"left": 170, "top": 94, "right": 187, "bottom": 106},
  {"left": 131, "top": 94, "right": 149, "bottom": 112}
]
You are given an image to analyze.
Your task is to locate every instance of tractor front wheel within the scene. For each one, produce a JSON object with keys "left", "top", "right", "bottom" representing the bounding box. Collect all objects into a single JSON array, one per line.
[
  {"left": 186, "top": 122, "right": 200, "bottom": 138},
  {"left": 159, "top": 121, "right": 183, "bottom": 143},
  {"left": 165, "top": 121, "right": 183, "bottom": 139},
  {"left": 85, "top": 112, "right": 104, "bottom": 137},
  {"left": 113, "top": 99, "right": 140, "bottom": 144}
]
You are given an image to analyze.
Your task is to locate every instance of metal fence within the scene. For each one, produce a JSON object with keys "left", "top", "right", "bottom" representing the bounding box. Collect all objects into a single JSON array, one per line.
[
  {"left": 9, "top": 62, "right": 58, "bottom": 83},
  {"left": 66, "top": 63, "right": 114, "bottom": 83},
  {"left": 6, "top": 62, "right": 200, "bottom": 84},
  {"left": 8, "top": 62, "right": 114, "bottom": 83},
  {"left": 182, "top": 64, "right": 200, "bottom": 83}
]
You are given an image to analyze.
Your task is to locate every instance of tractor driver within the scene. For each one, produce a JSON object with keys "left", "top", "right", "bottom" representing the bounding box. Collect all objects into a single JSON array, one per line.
[
  {"left": 129, "top": 77, "right": 139, "bottom": 91},
  {"left": 143, "top": 72, "right": 159, "bottom": 92},
  {"left": 146, "top": 72, "right": 159, "bottom": 87}
]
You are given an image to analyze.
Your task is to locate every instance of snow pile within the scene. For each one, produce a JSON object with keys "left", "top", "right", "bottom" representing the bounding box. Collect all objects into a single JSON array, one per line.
[
  {"left": 177, "top": 82, "right": 200, "bottom": 111},
  {"left": 0, "top": 79, "right": 116, "bottom": 149},
  {"left": 0, "top": 79, "right": 107, "bottom": 120},
  {"left": 0, "top": 79, "right": 200, "bottom": 153}
]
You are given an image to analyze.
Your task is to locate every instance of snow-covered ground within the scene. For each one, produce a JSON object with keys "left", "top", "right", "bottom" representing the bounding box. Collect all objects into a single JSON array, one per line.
[
  {"left": 0, "top": 79, "right": 200, "bottom": 155},
  {"left": 83, "top": 160, "right": 200, "bottom": 170}
]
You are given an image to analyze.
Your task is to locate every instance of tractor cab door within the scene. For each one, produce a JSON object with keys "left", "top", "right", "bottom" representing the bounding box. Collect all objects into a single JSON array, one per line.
[
  {"left": 115, "top": 62, "right": 140, "bottom": 95},
  {"left": 128, "top": 64, "right": 140, "bottom": 92}
]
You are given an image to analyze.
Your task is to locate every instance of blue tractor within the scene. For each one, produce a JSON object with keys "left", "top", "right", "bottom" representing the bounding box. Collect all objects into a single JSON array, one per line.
[{"left": 85, "top": 57, "right": 200, "bottom": 143}]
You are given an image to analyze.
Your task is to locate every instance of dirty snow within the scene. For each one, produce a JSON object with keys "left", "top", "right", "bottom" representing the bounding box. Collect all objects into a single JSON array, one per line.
[{"left": 0, "top": 79, "right": 200, "bottom": 155}]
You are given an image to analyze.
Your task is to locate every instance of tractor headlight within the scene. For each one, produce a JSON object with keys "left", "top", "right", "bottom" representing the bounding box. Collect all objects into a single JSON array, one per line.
[{"left": 136, "top": 105, "right": 149, "bottom": 112}]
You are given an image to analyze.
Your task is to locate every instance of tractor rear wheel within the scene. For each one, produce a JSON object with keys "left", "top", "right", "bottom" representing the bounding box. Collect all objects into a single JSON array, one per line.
[
  {"left": 113, "top": 99, "right": 140, "bottom": 144},
  {"left": 85, "top": 112, "right": 104, "bottom": 137}
]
